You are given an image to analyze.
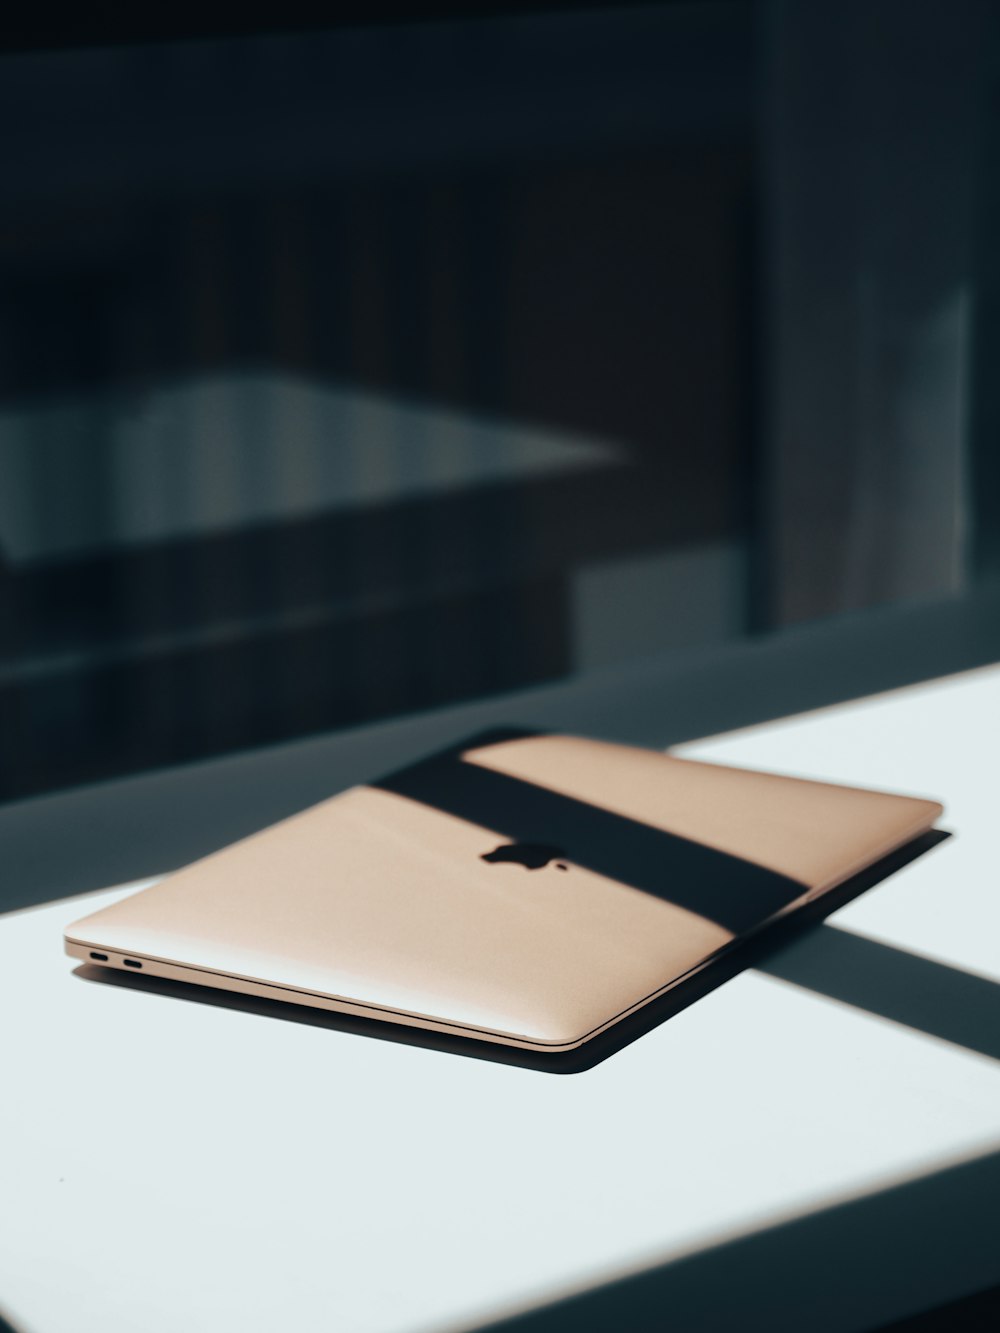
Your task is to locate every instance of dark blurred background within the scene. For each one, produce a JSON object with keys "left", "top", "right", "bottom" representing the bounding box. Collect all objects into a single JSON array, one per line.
[{"left": 0, "top": 0, "right": 997, "bottom": 803}]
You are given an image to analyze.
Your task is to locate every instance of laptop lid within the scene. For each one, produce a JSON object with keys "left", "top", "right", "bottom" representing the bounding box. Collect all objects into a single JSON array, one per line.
[{"left": 64, "top": 731, "right": 942, "bottom": 1050}]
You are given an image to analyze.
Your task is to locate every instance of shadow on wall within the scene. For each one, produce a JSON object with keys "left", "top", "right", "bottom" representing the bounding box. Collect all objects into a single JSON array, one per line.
[{"left": 0, "top": 6, "right": 756, "bottom": 803}]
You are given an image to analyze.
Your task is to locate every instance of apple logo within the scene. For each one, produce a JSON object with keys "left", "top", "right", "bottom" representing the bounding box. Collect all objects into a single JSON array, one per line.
[{"left": 480, "top": 842, "right": 569, "bottom": 871}]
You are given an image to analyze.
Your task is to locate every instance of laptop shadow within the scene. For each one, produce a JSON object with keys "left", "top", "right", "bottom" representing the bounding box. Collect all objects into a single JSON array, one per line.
[{"left": 73, "top": 828, "right": 954, "bottom": 1075}]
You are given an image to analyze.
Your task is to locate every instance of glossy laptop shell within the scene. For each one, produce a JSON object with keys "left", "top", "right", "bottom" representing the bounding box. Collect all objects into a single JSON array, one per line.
[{"left": 64, "top": 732, "right": 942, "bottom": 1051}]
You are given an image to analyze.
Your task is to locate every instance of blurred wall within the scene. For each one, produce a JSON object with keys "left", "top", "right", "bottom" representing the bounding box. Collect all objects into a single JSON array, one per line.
[{"left": 761, "top": 0, "right": 989, "bottom": 624}]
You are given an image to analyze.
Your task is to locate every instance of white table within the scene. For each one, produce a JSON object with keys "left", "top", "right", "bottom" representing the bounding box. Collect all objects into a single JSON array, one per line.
[{"left": 2, "top": 665, "right": 999, "bottom": 1333}]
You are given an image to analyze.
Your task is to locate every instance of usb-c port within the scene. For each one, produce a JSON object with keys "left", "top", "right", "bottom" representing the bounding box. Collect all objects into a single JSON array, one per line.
[
  {"left": 89, "top": 951, "right": 108, "bottom": 962},
  {"left": 123, "top": 958, "right": 142, "bottom": 969}
]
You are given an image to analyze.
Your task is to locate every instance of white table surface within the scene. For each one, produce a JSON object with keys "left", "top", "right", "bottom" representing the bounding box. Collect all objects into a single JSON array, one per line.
[{"left": 2, "top": 665, "right": 999, "bottom": 1333}]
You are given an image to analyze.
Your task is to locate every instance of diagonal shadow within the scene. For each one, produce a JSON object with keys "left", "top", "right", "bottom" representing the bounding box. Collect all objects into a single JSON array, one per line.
[
  {"left": 471, "top": 1147, "right": 1000, "bottom": 1332},
  {"left": 374, "top": 736, "right": 999, "bottom": 1067},
  {"left": 376, "top": 730, "right": 805, "bottom": 934},
  {"left": 759, "top": 923, "right": 1000, "bottom": 1063},
  {"left": 875, "top": 1280, "right": 1000, "bottom": 1330}
]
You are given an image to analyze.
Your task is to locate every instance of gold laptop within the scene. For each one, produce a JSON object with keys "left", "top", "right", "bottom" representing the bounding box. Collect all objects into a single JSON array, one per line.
[{"left": 64, "top": 731, "right": 942, "bottom": 1052}]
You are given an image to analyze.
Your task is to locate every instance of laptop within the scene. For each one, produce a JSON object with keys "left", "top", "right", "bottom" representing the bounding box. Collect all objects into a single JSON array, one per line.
[{"left": 64, "top": 730, "right": 942, "bottom": 1052}]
